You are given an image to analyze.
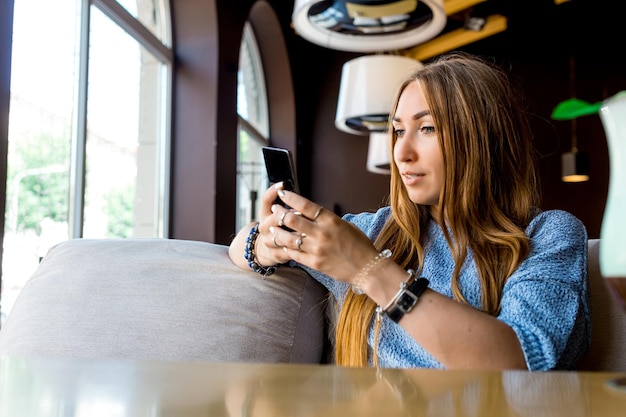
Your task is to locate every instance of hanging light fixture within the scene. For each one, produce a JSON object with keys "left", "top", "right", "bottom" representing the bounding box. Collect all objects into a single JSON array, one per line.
[
  {"left": 292, "top": 0, "right": 446, "bottom": 53},
  {"left": 335, "top": 54, "right": 422, "bottom": 135},
  {"left": 561, "top": 152, "right": 589, "bottom": 182},
  {"left": 552, "top": 96, "right": 602, "bottom": 186},
  {"left": 367, "top": 131, "right": 391, "bottom": 174},
  {"left": 552, "top": 54, "right": 590, "bottom": 183},
  {"left": 561, "top": 118, "right": 589, "bottom": 182}
]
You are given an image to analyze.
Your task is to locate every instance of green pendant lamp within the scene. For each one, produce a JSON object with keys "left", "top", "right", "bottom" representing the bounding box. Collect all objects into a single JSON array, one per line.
[
  {"left": 551, "top": 98, "right": 599, "bottom": 182},
  {"left": 551, "top": 97, "right": 602, "bottom": 120}
]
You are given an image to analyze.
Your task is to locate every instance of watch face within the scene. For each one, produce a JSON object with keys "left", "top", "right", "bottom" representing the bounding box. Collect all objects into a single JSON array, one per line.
[
  {"left": 398, "top": 292, "right": 418, "bottom": 312},
  {"left": 386, "top": 277, "right": 429, "bottom": 322}
]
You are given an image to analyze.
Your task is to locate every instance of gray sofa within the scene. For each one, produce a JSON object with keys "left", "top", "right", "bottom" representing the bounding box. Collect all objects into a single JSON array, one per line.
[
  {"left": 0, "top": 238, "right": 330, "bottom": 363},
  {"left": 0, "top": 238, "right": 624, "bottom": 371}
]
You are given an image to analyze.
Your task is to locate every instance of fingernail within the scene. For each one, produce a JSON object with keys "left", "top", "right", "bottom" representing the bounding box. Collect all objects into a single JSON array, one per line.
[
  {"left": 293, "top": 211, "right": 302, "bottom": 216},
  {"left": 271, "top": 204, "right": 277, "bottom": 213},
  {"left": 269, "top": 226, "right": 275, "bottom": 234},
  {"left": 274, "top": 181, "right": 284, "bottom": 190},
  {"left": 277, "top": 189, "right": 285, "bottom": 198},
  {"left": 283, "top": 246, "right": 288, "bottom": 253}
]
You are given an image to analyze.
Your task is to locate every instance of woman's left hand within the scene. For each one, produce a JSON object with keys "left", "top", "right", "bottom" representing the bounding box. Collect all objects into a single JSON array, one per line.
[{"left": 269, "top": 184, "right": 380, "bottom": 283}]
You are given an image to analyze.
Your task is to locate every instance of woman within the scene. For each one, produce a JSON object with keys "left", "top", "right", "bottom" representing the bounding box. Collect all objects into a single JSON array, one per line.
[{"left": 228, "top": 52, "right": 590, "bottom": 370}]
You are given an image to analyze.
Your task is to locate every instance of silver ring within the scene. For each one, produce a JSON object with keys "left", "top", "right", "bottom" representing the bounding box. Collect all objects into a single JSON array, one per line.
[
  {"left": 272, "top": 235, "right": 280, "bottom": 248},
  {"left": 312, "top": 207, "right": 323, "bottom": 221},
  {"left": 278, "top": 211, "right": 288, "bottom": 227},
  {"left": 295, "top": 238, "right": 303, "bottom": 251}
]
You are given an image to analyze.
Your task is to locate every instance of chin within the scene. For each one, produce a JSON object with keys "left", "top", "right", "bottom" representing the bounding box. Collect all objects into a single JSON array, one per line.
[{"left": 408, "top": 194, "right": 438, "bottom": 206}]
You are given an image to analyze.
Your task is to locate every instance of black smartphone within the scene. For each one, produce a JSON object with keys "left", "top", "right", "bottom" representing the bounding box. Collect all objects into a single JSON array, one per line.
[
  {"left": 262, "top": 147, "right": 299, "bottom": 231},
  {"left": 262, "top": 146, "right": 300, "bottom": 199}
]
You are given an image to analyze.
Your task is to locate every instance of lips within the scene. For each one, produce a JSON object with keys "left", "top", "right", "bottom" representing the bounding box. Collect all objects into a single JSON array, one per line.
[
  {"left": 402, "top": 171, "right": 424, "bottom": 185},
  {"left": 404, "top": 173, "right": 422, "bottom": 179}
]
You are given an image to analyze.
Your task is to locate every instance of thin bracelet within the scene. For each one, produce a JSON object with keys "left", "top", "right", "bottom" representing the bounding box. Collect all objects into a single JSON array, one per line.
[
  {"left": 244, "top": 223, "right": 279, "bottom": 277},
  {"left": 352, "top": 249, "right": 392, "bottom": 294},
  {"left": 376, "top": 270, "right": 429, "bottom": 323}
]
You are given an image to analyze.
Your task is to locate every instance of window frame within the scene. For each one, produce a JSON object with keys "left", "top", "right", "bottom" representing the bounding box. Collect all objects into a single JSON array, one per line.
[
  {"left": 236, "top": 22, "right": 270, "bottom": 231},
  {"left": 0, "top": 0, "right": 174, "bottom": 324},
  {"left": 70, "top": 0, "right": 173, "bottom": 237}
]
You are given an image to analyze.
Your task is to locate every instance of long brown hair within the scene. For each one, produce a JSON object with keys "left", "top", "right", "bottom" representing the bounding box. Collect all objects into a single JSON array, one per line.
[{"left": 335, "top": 53, "right": 540, "bottom": 367}]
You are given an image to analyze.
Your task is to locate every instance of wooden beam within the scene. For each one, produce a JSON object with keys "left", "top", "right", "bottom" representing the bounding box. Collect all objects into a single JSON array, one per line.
[
  {"left": 401, "top": 14, "right": 507, "bottom": 61},
  {"left": 443, "top": 0, "right": 486, "bottom": 16}
]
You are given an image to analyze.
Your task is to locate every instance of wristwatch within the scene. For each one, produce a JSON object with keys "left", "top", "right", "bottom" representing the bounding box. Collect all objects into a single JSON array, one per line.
[{"left": 384, "top": 271, "right": 430, "bottom": 323}]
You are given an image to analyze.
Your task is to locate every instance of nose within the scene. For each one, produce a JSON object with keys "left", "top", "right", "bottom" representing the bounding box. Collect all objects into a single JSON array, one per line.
[{"left": 393, "top": 136, "right": 416, "bottom": 165}]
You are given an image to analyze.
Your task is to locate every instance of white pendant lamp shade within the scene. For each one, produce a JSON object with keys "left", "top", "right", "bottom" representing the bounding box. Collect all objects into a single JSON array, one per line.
[
  {"left": 335, "top": 54, "right": 423, "bottom": 135},
  {"left": 292, "top": 0, "right": 446, "bottom": 53},
  {"left": 367, "top": 131, "right": 392, "bottom": 174}
]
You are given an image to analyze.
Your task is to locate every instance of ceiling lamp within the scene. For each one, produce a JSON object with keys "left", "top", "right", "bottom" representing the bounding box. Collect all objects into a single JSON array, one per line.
[
  {"left": 561, "top": 116, "right": 589, "bottom": 182},
  {"left": 367, "top": 131, "right": 392, "bottom": 174},
  {"left": 561, "top": 149, "right": 589, "bottom": 183},
  {"left": 292, "top": 0, "right": 447, "bottom": 52},
  {"left": 335, "top": 54, "right": 423, "bottom": 135},
  {"left": 552, "top": 55, "right": 590, "bottom": 183}
]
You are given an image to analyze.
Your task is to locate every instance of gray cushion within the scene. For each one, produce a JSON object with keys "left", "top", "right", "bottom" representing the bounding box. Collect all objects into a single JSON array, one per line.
[
  {"left": 0, "top": 238, "right": 329, "bottom": 363},
  {"left": 576, "top": 239, "right": 626, "bottom": 371}
]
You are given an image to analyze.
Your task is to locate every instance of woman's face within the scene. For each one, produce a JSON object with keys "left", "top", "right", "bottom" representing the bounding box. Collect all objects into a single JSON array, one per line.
[{"left": 392, "top": 80, "right": 444, "bottom": 206}]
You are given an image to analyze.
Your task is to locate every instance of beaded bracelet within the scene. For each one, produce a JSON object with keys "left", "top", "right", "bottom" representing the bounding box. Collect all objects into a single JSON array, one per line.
[
  {"left": 352, "top": 249, "right": 392, "bottom": 294},
  {"left": 244, "top": 223, "right": 279, "bottom": 277}
]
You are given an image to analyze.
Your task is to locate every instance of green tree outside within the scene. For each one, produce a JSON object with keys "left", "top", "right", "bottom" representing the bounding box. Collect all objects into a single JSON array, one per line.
[{"left": 6, "top": 132, "right": 70, "bottom": 235}]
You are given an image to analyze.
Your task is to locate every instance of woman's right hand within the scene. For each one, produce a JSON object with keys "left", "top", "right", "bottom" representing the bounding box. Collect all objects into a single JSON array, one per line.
[
  {"left": 228, "top": 182, "right": 297, "bottom": 270},
  {"left": 230, "top": 181, "right": 383, "bottom": 289}
]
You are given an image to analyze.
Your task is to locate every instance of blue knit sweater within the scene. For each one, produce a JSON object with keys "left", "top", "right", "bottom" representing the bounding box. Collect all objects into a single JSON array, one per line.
[{"left": 296, "top": 207, "right": 590, "bottom": 370}]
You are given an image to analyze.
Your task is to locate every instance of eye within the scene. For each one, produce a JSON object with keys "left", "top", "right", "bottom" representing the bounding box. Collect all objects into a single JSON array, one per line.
[
  {"left": 420, "top": 125, "right": 436, "bottom": 134},
  {"left": 394, "top": 128, "right": 405, "bottom": 137}
]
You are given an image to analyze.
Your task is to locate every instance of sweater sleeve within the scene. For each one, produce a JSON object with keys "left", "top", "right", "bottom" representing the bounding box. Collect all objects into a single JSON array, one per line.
[{"left": 498, "top": 210, "right": 590, "bottom": 370}]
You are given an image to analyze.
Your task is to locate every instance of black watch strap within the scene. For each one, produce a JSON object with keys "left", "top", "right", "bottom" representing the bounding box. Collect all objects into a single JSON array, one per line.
[{"left": 385, "top": 277, "right": 430, "bottom": 323}]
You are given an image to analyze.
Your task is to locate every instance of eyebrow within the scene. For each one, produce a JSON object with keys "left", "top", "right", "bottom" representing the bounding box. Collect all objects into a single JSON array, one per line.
[{"left": 392, "top": 110, "right": 431, "bottom": 123}]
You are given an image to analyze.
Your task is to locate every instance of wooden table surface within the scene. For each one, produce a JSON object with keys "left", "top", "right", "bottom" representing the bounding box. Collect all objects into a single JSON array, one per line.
[{"left": 1, "top": 356, "right": 625, "bottom": 416}]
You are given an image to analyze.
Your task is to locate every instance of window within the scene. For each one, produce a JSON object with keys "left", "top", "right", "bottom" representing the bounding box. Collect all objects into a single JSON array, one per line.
[
  {"left": 236, "top": 23, "right": 269, "bottom": 231},
  {"left": 1, "top": 0, "right": 172, "bottom": 324}
]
